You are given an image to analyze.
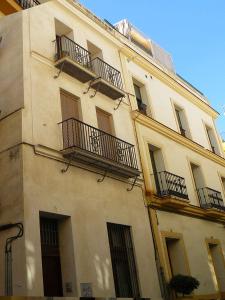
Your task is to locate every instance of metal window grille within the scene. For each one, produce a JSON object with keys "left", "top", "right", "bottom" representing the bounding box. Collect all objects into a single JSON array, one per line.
[
  {"left": 40, "top": 218, "right": 59, "bottom": 247},
  {"left": 107, "top": 223, "right": 140, "bottom": 298}
]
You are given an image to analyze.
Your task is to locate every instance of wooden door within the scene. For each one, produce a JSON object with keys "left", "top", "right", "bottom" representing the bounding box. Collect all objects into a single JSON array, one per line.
[
  {"left": 40, "top": 218, "right": 63, "bottom": 297},
  {"left": 61, "top": 90, "right": 80, "bottom": 149},
  {"left": 96, "top": 108, "right": 115, "bottom": 160},
  {"left": 96, "top": 108, "right": 112, "bottom": 134}
]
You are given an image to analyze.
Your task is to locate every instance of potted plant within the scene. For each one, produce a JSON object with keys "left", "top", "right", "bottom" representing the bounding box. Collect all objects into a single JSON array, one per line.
[{"left": 169, "top": 274, "right": 200, "bottom": 297}]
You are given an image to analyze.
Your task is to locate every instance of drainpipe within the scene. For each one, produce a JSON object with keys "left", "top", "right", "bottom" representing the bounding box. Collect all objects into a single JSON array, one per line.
[{"left": 0, "top": 222, "right": 24, "bottom": 296}]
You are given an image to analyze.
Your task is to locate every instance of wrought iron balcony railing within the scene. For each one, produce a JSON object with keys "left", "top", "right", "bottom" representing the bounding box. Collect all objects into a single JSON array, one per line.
[
  {"left": 60, "top": 118, "right": 139, "bottom": 177},
  {"left": 155, "top": 171, "right": 189, "bottom": 200},
  {"left": 55, "top": 36, "right": 124, "bottom": 98},
  {"left": 56, "top": 35, "right": 92, "bottom": 70},
  {"left": 16, "top": 0, "right": 40, "bottom": 9},
  {"left": 91, "top": 57, "right": 123, "bottom": 91},
  {"left": 197, "top": 187, "right": 225, "bottom": 211}
]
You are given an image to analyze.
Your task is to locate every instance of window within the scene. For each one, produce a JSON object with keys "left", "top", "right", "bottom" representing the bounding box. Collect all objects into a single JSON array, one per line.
[
  {"left": 55, "top": 19, "right": 73, "bottom": 40},
  {"left": 190, "top": 163, "right": 206, "bottom": 207},
  {"left": 133, "top": 79, "right": 150, "bottom": 116},
  {"left": 162, "top": 233, "right": 190, "bottom": 279},
  {"left": 149, "top": 144, "right": 165, "bottom": 195},
  {"left": 205, "top": 125, "right": 219, "bottom": 155},
  {"left": 206, "top": 240, "right": 225, "bottom": 292},
  {"left": 133, "top": 83, "right": 147, "bottom": 115},
  {"left": 87, "top": 40, "right": 103, "bottom": 60},
  {"left": 55, "top": 20, "right": 74, "bottom": 61},
  {"left": 221, "top": 177, "right": 225, "bottom": 193},
  {"left": 190, "top": 163, "right": 204, "bottom": 191},
  {"left": 174, "top": 105, "right": 190, "bottom": 138},
  {"left": 107, "top": 223, "right": 140, "bottom": 298}
]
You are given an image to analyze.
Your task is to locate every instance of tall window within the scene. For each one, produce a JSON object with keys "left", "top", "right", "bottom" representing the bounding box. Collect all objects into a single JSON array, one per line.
[
  {"left": 133, "top": 82, "right": 149, "bottom": 115},
  {"left": 175, "top": 108, "right": 185, "bottom": 136},
  {"left": 174, "top": 105, "right": 190, "bottom": 138},
  {"left": 107, "top": 223, "right": 140, "bottom": 298},
  {"left": 207, "top": 241, "right": 225, "bottom": 292},
  {"left": 205, "top": 125, "right": 219, "bottom": 155}
]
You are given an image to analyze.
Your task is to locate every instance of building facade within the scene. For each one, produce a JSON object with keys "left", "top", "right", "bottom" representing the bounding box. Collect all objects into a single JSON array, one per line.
[
  {"left": 0, "top": 0, "right": 162, "bottom": 298},
  {"left": 115, "top": 18, "right": 225, "bottom": 300},
  {"left": 0, "top": 1, "right": 224, "bottom": 300}
]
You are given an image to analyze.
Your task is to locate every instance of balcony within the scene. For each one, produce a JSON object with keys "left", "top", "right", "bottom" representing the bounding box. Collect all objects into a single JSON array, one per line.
[
  {"left": 154, "top": 171, "right": 189, "bottom": 208},
  {"left": 0, "top": 0, "right": 39, "bottom": 14},
  {"left": 16, "top": 0, "right": 40, "bottom": 9},
  {"left": 55, "top": 35, "right": 96, "bottom": 83},
  {"left": 55, "top": 36, "right": 125, "bottom": 100},
  {"left": 90, "top": 57, "right": 125, "bottom": 100},
  {"left": 197, "top": 187, "right": 225, "bottom": 217},
  {"left": 60, "top": 118, "right": 140, "bottom": 178}
]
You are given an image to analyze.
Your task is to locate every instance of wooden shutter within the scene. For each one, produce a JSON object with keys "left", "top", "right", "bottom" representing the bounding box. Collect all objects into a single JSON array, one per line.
[
  {"left": 96, "top": 108, "right": 112, "bottom": 134},
  {"left": 61, "top": 90, "right": 80, "bottom": 121}
]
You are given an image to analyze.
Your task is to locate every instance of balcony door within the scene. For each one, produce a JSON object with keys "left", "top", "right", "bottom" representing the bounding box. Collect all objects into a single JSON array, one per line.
[
  {"left": 61, "top": 90, "right": 80, "bottom": 149},
  {"left": 148, "top": 145, "right": 165, "bottom": 195},
  {"left": 96, "top": 108, "right": 116, "bottom": 160}
]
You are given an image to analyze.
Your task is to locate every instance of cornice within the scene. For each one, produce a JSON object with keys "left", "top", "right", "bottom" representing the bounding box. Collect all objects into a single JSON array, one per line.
[
  {"left": 132, "top": 111, "right": 225, "bottom": 167},
  {"left": 121, "top": 47, "right": 218, "bottom": 118},
  {"left": 147, "top": 194, "right": 225, "bottom": 224}
]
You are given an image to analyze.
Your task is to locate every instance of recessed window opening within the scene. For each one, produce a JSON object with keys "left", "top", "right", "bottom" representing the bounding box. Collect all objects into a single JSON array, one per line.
[{"left": 133, "top": 79, "right": 151, "bottom": 116}]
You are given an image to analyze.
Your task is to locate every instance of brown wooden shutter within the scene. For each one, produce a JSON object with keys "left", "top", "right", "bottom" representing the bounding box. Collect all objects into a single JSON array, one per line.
[
  {"left": 60, "top": 90, "right": 80, "bottom": 121},
  {"left": 60, "top": 90, "right": 80, "bottom": 149},
  {"left": 96, "top": 108, "right": 112, "bottom": 134}
]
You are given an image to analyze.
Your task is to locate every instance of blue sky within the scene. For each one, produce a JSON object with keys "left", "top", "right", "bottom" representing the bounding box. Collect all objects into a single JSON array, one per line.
[{"left": 79, "top": 0, "right": 225, "bottom": 138}]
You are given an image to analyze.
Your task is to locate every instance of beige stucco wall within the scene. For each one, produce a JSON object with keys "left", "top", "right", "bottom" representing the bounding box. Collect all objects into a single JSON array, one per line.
[
  {"left": 0, "top": 0, "right": 224, "bottom": 298},
  {"left": 0, "top": 1, "right": 162, "bottom": 298},
  {"left": 22, "top": 145, "right": 162, "bottom": 299},
  {"left": 0, "top": 12, "right": 24, "bottom": 119},
  {"left": 0, "top": 144, "right": 26, "bottom": 296}
]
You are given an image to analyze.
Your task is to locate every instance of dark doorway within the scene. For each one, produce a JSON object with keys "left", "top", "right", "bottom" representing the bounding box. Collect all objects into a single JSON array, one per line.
[
  {"left": 107, "top": 223, "right": 140, "bottom": 298},
  {"left": 40, "top": 217, "right": 63, "bottom": 296}
]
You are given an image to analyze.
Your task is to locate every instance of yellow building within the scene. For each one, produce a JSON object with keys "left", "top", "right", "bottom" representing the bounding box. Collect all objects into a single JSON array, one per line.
[
  {"left": 114, "top": 19, "right": 225, "bottom": 300},
  {"left": 0, "top": 1, "right": 224, "bottom": 300}
]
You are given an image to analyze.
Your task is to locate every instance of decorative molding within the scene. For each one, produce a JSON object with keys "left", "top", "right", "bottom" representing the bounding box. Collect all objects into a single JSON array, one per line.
[
  {"left": 132, "top": 111, "right": 225, "bottom": 167},
  {"left": 147, "top": 193, "right": 225, "bottom": 224}
]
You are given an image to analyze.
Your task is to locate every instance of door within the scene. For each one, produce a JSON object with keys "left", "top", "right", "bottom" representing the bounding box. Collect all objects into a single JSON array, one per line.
[
  {"left": 96, "top": 108, "right": 116, "bottom": 160},
  {"left": 40, "top": 218, "right": 63, "bottom": 297},
  {"left": 61, "top": 90, "right": 80, "bottom": 149},
  {"left": 149, "top": 149, "right": 161, "bottom": 194},
  {"left": 107, "top": 223, "right": 140, "bottom": 298}
]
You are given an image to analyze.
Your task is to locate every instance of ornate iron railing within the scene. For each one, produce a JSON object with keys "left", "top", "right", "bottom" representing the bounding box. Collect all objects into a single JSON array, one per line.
[
  {"left": 55, "top": 35, "right": 92, "bottom": 70},
  {"left": 155, "top": 171, "right": 189, "bottom": 200},
  {"left": 91, "top": 57, "right": 123, "bottom": 91},
  {"left": 16, "top": 0, "right": 40, "bottom": 9},
  {"left": 197, "top": 187, "right": 225, "bottom": 211},
  {"left": 60, "top": 118, "right": 139, "bottom": 170}
]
